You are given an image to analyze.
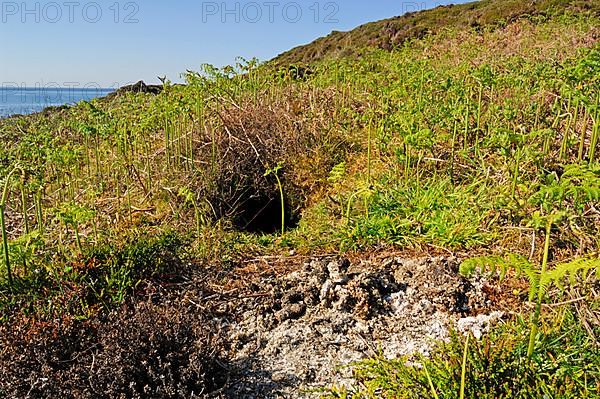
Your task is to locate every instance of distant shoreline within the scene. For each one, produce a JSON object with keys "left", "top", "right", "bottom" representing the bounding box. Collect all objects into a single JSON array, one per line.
[
  {"left": 0, "top": 87, "right": 115, "bottom": 120},
  {"left": 0, "top": 82, "right": 167, "bottom": 120}
]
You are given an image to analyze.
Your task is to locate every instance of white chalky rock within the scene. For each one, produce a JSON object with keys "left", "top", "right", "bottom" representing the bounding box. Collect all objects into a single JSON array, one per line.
[{"left": 457, "top": 311, "right": 504, "bottom": 340}]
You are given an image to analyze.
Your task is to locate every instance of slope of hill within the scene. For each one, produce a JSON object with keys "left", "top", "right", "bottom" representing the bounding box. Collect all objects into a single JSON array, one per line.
[
  {"left": 0, "top": 1, "right": 598, "bottom": 397},
  {"left": 272, "top": 0, "right": 599, "bottom": 65}
]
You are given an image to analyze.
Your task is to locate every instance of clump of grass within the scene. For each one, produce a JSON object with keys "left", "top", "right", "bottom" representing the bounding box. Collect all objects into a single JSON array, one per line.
[
  {"left": 325, "top": 308, "right": 599, "bottom": 399},
  {"left": 329, "top": 177, "right": 497, "bottom": 250},
  {"left": 0, "top": 231, "right": 186, "bottom": 321}
]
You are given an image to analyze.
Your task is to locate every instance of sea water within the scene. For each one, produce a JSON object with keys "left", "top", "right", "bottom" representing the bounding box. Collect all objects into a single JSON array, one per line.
[{"left": 0, "top": 87, "right": 114, "bottom": 118}]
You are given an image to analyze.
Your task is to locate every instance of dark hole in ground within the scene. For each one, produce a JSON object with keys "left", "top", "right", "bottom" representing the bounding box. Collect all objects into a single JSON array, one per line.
[
  {"left": 233, "top": 193, "right": 300, "bottom": 234},
  {"left": 454, "top": 280, "right": 472, "bottom": 315}
]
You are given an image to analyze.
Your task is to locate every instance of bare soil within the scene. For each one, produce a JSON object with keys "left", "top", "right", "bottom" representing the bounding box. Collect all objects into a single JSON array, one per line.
[{"left": 0, "top": 254, "right": 515, "bottom": 398}]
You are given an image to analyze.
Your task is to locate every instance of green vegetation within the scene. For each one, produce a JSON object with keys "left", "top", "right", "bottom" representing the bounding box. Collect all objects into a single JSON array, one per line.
[
  {"left": 273, "top": 0, "right": 600, "bottom": 65},
  {"left": 0, "top": 231, "right": 186, "bottom": 322},
  {"left": 0, "top": 0, "right": 598, "bottom": 396},
  {"left": 326, "top": 308, "right": 598, "bottom": 398}
]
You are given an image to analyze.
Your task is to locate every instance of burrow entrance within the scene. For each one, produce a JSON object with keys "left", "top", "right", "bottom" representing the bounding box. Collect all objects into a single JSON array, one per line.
[{"left": 232, "top": 191, "right": 300, "bottom": 234}]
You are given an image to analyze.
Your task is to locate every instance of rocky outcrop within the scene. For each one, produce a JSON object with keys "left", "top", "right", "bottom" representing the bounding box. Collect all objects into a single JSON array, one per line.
[{"left": 105, "top": 80, "right": 163, "bottom": 99}]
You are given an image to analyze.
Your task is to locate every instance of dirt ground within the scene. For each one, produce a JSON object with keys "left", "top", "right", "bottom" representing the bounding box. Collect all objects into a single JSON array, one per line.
[{"left": 0, "top": 253, "right": 516, "bottom": 398}]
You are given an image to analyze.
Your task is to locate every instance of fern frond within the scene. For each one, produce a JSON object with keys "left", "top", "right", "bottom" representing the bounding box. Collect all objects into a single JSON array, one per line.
[
  {"left": 327, "top": 162, "right": 346, "bottom": 185},
  {"left": 524, "top": 268, "right": 541, "bottom": 302},
  {"left": 461, "top": 254, "right": 600, "bottom": 303},
  {"left": 529, "top": 163, "right": 600, "bottom": 211},
  {"left": 459, "top": 254, "right": 534, "bottom": 281},
  {"left": 542, "top": 257, "right": 600, "bottom": 293}
]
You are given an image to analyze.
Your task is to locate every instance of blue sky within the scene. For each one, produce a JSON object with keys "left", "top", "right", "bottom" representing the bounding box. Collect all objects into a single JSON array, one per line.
[{"left": 1, "top": 1, "right": 472, "bottom": 87}]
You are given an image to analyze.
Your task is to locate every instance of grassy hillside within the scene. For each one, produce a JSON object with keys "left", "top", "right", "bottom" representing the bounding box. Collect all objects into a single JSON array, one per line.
[
  {"left": 273, "top": 0, "right": 600, "bottom": 65},
  {"left": 0, "top": 0, "right": 598, "bottom": 397}
]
